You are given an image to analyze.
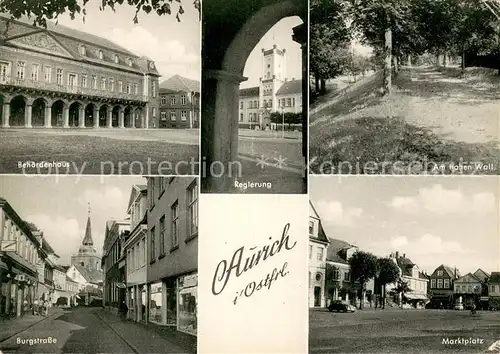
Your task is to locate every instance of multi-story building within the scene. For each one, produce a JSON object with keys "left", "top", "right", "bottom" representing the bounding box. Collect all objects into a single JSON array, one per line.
[
  {"left": 146, "top": 177, "right": 198, "bottom": 336},
  {"left": 124, "top": 184, "right": 148, "bottom": 322},
  {"left": 0, "top": 15, "right": 160, "bottom": 129},
  {"left": 68, "top": 207, "right": 103, "bottom": 305},
  {"left": 454, "top": 272, "right": 482, "bottom": 305},
  {"left": 0, "top": 198, "right": 40, "bottom": 318},
  {"left": 102, "top": 219, "right": 129, "bottom": 311},
  {"left": 489, "top": 272, "right": 500, "bottom": 310},
  {"left": 64, "top": 272, "right": 79, "bottom": 307},
  {"left": 238, "top": 45, "right": 302, "bottom": 129},
  {"left": 36, "top": 236, "right": 56, "bottom": 303},
  {"left": 158, "top": 75, "right": 200, "bottom": 129},
  {"left": 428, "top": 264, "right": 460, "bottom": 308},
  {"left": 386, "top": 252, "right": 429, "bottom": 308},
  {"left": 308, "top": 201, "right": 329, "bottom": 308}
]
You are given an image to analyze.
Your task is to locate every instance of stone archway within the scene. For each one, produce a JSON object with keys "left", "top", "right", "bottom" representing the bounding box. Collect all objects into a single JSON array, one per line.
[
  {"left": 124, "top": 106, "right": 133, "bottom": 128},
  {"left": 85, "top": 103, "right": 96, "bottom": 128},
  {"left": 10, "top": 95, "right": 27, "bottom": 127},
  {"left": 69, "top": 102, "right": 83, "bottom": 127},
  {"left": 112, "top": 106, "right": 120, "bottom": 127},
  {"left": 134, "top": 107, "right": 143, "bottom": 128},
  {"left": 51, "top": 100, "right": 65, "bottom": 127},
  {"left": 202, "top": 0, "right": 307, "bottom": 192},
  {"left": 31, "top": 98, "right": 48, "bottom": 127},
  {"left": 99, "top": 105, "right": 108, "bottom": 127}
]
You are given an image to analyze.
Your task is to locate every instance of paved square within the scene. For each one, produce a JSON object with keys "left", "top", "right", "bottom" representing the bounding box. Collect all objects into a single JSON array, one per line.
[
  {"left": 310, "top": 308, "right": 500, "bottom": 353},
  {"left": 0, "top": 129, "right": 199, "bottom": 175}
]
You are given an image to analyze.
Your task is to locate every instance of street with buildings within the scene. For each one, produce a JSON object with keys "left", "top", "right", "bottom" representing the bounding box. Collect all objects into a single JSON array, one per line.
[
  {"left": 0, "top": 13, "right": 200, "bottom": 174},
  {"left": 308, "top": 177, "right": 500, "bottom": 353},
  {"left": 0, "top": 175, "right": 198, "bottom": 353}
]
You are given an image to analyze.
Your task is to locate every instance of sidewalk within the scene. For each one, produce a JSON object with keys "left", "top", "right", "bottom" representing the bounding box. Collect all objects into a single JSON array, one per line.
[
  {"left": 0, "top": 307, "right": 64, "bottom": 342},
  {"left": 95, "top": 309, "right": 196, "bottom": 354}
]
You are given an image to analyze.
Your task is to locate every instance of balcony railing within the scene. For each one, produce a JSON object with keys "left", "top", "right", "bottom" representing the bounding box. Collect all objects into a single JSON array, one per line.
[{"left": 0, "top": 75, "right": 149, "bottom": 102}]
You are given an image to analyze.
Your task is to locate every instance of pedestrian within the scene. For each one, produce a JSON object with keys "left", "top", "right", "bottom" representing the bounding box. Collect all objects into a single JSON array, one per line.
[
  {"left": 33, "top": 298, "right": 39, "bottom": 315},
  {"left": 44, "top": 299, "right": 49, "bottom": 316},
  {"left": 119, "top": 301, "right": 128, "bottom": 321}
]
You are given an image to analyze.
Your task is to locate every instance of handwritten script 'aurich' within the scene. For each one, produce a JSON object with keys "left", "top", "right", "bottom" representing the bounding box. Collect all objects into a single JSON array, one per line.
[{"left": 211, "top": 223, "right": 297, "bottom": 303}]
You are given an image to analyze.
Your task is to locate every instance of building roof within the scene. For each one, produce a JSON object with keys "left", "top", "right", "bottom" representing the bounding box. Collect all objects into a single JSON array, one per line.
[
  {"left": 239, "top": 86, "right": 260, "bottom": 97},
  {"left": 65, "top": 275, "right": 78, "bottom": 283},
  {"left": 418, "top": 271, "right": 430, "bottom": 280},
  {"left": 276, "top": 79, "right": 302, "bottom": 96},
  {"left": 73, "top": 264, "right": 103, "bottom": 284},
  {"left": 326, "top": 238, "right": 354, "bottom": 265},
  {"left": 309, "top": 201, "right": 329, "bottom": 244},
  {"left": 82, "top": 212, "right": 93, "bottom": 246},
  {"left": 488, "top": 272, "right": 500, "bottom": 284},
  {"left": 1, "top": 14, "right": 134, "bottom": 55},
  {"left": 159, "top": 75, "right": 200, "bottom": 93},
  {"left": 473, "top": 268, "right": 490, "bottom": 282},
  {"left": 455, "top": 272, "right": 482, "bottom": 283}
]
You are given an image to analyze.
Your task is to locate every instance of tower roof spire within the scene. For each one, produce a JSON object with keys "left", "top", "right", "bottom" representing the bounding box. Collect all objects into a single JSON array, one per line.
[{"left": 82, "top": 202, "right": 93, "bottom": 246}]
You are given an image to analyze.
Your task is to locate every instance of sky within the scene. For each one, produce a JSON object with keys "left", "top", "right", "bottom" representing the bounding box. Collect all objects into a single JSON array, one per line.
[
  {"left": 54, "top": 1, "right": 200, "bottom": 81},
  {"left": 0, "top": 176, "right": 145, "bottom": 264},
  {"left": 310, "top": 176, "right": 500, "bottom": 275},
  {"left": 240, "top": 16, "right": 303, "bottom": 89}
]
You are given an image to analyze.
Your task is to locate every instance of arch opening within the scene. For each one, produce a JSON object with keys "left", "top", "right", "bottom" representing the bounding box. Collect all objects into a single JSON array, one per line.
[
  {"left": 51, "top": 100, "right": 65, "bottom": 127},
  {"left": 31, "top": 98, "right": 47, "bottom": 127},
  {"left": 69, "top": 102, "right": 82, "bottom": 127},
  {"left": 10, "top": 95, "right": 27, "bottom": 127}
]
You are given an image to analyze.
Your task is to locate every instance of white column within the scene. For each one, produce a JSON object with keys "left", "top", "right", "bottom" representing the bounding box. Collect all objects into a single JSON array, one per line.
[
  {"left": 107, "top": 109, "right": 112, "bottom": 128},
  {"left": 63, "top": 106, "right": 69, "bottom": 128},
  {"left": 203, "top": 70, "right": 247, "bottom": 192},
  {"left": 93, "top": 107, "right": 99, "bottom": 128},
  {"left": 44, "top": 105, "right": 52, "bottom": 128},
  {"left": 78, "top": 107, "right": 85, "bottom": 128},
  {"left": 2, "top": 102, "right": 10, "bottom": 128},
  {"left": 119, "top": 109, "right": 124, "bottom": 128},
  {"left": 25, "top": 105, "right": 32, "bottom": 128}
]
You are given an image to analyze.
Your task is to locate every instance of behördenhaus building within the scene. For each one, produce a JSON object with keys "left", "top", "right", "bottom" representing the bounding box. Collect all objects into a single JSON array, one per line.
[{"left": 0, "top": 15, "right": 160, "bottom": 129}]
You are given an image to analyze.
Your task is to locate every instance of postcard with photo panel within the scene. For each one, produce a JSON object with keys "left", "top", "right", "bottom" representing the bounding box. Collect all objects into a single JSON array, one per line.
[
  {"left": 199, "top": 194, "right": 308, "bottom": 353},
  {"left": 0, "top": 175, "right": 198, "bottom": 354},
  {"left": 309, "top": 0, "right": 500, "bottom": 176},
  {"left": 0, "top": 2, "right": 200, "bottom": 176},
  {"left": 309, "top": 175, "right": 500, "bottom": 354},
  {"left": 201, "top": 0, "right": 308, "bottom": 194}
]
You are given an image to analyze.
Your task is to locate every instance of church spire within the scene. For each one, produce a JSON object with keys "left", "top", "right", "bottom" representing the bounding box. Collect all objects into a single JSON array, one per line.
[{"left": 82, "top": 202, "right": 93, "bottom": 246}]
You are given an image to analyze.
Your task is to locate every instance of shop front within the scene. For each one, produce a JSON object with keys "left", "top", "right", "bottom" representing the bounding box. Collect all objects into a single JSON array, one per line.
[{"left": 177, "top": 272, "right": 197, "bottom": 336}]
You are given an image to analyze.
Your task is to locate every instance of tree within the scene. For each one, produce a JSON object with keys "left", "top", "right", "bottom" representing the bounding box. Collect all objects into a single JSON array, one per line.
[
  {"left": 348, "top": 251, "right": 379, "bottom": 309},
  {"left": 24, "top": 222, "right": 40, "bottom": 232},
  {"left": 392, "top": 279, "right": 412, "bottom": 307},
  {"left": 377, "top": 258, "right": 400, "bottom": 309},
  {"left": 0, "top": 0, "right": 200, "bottom": 27},
  {"left": 310, "top": 0, "right": 351, "bottom": 93}
]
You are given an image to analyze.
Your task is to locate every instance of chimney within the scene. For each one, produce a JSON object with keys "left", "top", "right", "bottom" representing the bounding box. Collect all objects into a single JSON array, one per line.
[
  {"left": 395, "top": 251, "right": 399, "bottom": 259},
  {"left": 403, "top": 253, "right": 406, "bottom": 258}
]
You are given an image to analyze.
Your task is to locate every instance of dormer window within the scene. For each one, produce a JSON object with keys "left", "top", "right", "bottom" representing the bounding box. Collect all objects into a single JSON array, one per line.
[
  {"left": 98, "top": 50, "right": 104, "bottom": 60},
  {"left": 79, "top": 45, "right": 86, "bottom": 56},
  {"left": 114, "top": 54, "right": 119, "bottom": 64},
  {"left": 127, "top": 58, "right": 133, "bottom": 67}
]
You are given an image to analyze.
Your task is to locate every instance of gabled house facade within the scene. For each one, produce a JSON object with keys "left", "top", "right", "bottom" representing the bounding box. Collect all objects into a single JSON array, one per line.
[
  {"left": 124, "top": 184, "right": 148, "bottom": 322},
  {"left": 453, "top": 272, "right": 482, "bottom": 306},
  {"left": 325, "top": 239, "right": 358, "bottom": 306},
  {"left": 488, "top": 272, "right": 500, "bottom": 310},
  {"left": 308, "top": 201, "right": 329, "bottom": 308},
  {"left": 386, "top": 252, "right": 429, "bottom": 308},
  {"left": 428, "top": 264, "right": 460, "bottom": 308}
]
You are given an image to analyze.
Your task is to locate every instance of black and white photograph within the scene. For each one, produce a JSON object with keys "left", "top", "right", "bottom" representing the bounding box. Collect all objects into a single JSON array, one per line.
[
  {"left": 201, "top": 0, "right": 308, "bottom": 194},
  {"left": 309, "top": 176, "right": 500, "bottom": 354},
  {"left": 309, "top": 0, "right": 500, "bottom": 175},
  {"left": 0, "top": 1, "right": 200, "bottom": 175},
  {"left": 0, "top": 176, "right": 198, "bottom": 354}
]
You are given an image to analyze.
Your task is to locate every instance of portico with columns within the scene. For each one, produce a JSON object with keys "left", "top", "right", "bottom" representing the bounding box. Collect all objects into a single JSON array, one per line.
[
  {"left": 0, "top": 91, "right": 147, "bottom": 129},
  {"left": 201, "top": 0, "right": 308, "bottom": 193}
]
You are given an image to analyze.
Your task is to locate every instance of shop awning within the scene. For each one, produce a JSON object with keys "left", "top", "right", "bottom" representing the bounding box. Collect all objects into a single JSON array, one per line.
[{"left": 404, "top": 293, "right": 428, "bottom": 300}]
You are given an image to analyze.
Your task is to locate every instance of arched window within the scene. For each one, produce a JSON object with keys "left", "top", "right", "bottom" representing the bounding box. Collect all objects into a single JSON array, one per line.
[
  {"left": 114, "top": 54, "right": 119, "bottom": 64},
  {"left": 79, "top": 45, "right": 86, "bottom": 56},
  {"left": 127, "top": 58, "right": 133, "bottom": 67},
  {"left": 98, "top": 50, "right": 104, "bottom": 60}
]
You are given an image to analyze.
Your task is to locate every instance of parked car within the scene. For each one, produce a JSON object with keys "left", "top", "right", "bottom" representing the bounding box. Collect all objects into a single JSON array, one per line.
[{"left": 328, "top": 300, "right": 356, "bottom": 313}]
